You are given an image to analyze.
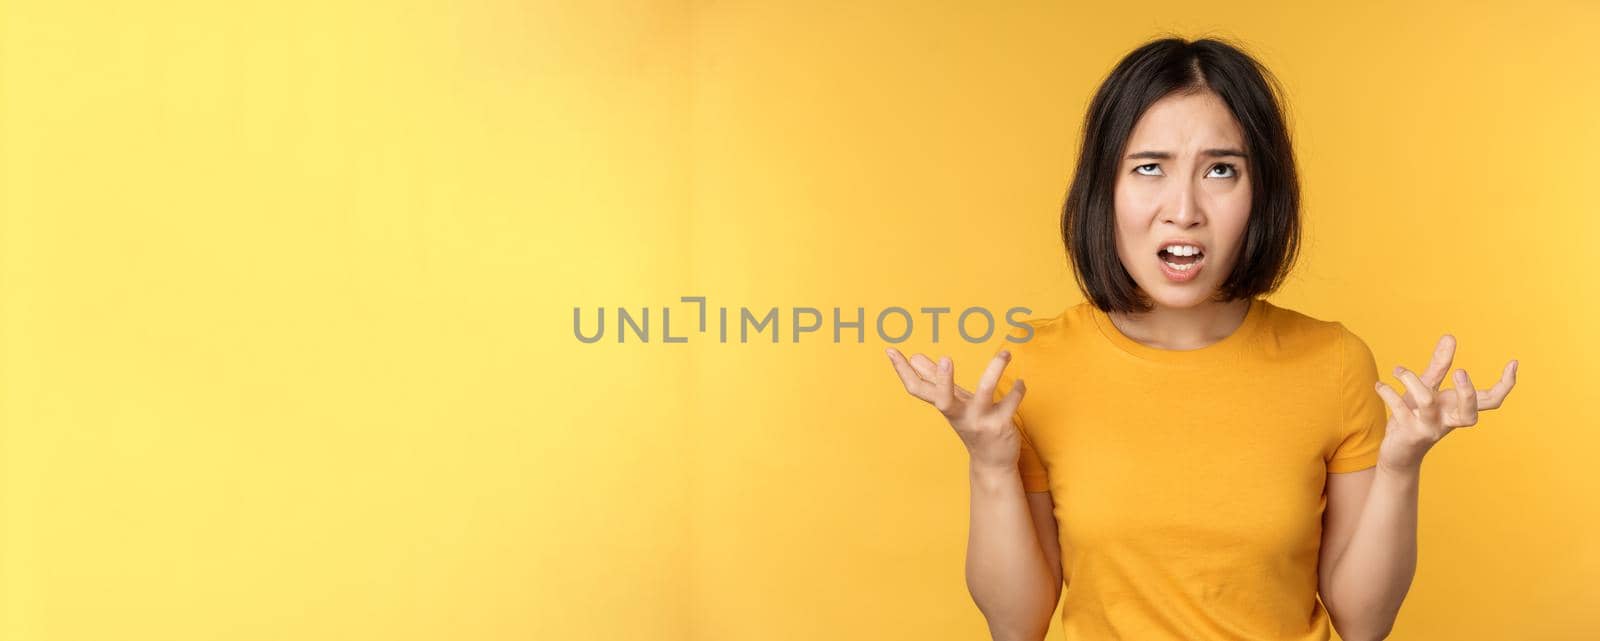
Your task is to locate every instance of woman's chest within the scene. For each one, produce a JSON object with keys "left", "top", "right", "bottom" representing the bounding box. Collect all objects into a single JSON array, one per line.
[{"left": 1023, "top": 371, "right": 1337, "bottom": 555}]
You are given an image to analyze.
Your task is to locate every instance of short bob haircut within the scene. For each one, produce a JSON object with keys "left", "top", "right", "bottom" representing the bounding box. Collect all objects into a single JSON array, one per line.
[{"left": 1062, "top": 36, "right": 1300, "bottom": 314}]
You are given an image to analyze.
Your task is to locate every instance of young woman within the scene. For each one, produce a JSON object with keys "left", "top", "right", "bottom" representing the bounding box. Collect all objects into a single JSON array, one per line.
[{"left": 885, "top": 37, "right": 1519, "bottom": 641}]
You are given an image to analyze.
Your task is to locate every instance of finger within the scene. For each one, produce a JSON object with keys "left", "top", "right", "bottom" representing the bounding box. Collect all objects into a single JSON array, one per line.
[
  {"left": 974, "top": 349, "right": 1013, "bottom": 407},
  {"left": 1421, "top": 334, "right": 1457, "bottom": 389},
  {"left": 912, "top": 352, "right": 981, "bottom": 402},
  {"left": 1394, "top": 379, "right": 1418, "bottom": 411},
  {"left": 1374, "top": 381, "right": 1410, "bottom": 419},
  {"left": 1393, "top": 334, "right": 1455, "bottom": 396},
  {"left": 1391, "top": 366, "right": 1420, "bottom": 410},
  {"left": 1451, "top": 368, "right": 1479, "bottom": 428},
  {"left": 1395, "top": 367, "right": 1440, "bottom": 422},
  {"left": 1476, "top": 359, "right": 1518, "bottom": 410},
  {"left": 932, "top": 356, "right": 956, "bottom": 415},
  {"left": 1395, "top": 387, "right": 1417, "bottom": 410},
  {"left": 994, "top": 378, "right": 1027, "bottom": 421},
  {"left": 885, "top": 348, "right": 932, "bottom": 399}
]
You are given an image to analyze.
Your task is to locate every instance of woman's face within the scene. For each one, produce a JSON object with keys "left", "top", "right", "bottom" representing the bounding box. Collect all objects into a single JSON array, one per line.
[{"left": 1113, "top": 89, "right": 1252, "bottom": 310}]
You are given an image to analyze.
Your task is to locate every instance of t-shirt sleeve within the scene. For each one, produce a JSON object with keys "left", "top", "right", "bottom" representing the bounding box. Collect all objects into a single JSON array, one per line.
[
  {"left": 995, "top": 364, "right": 1050, "bottom": 492},
  {"left": 1328, "top": 324, "right": 1389, "bottom": 473}
]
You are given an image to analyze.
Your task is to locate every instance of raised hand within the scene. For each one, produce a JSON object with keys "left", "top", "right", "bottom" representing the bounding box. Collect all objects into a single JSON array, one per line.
[
  {"left": 1374, "top": 333, "right": 1519, "bottom": 473},
  {"left": 885, "top": 347, "right": 1027, "bottom": 472}
]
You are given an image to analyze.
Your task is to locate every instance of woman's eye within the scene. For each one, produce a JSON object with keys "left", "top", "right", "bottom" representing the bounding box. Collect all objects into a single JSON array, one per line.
[{"left": 1132, "top": 163, "right": 1237, "bottom": 177}]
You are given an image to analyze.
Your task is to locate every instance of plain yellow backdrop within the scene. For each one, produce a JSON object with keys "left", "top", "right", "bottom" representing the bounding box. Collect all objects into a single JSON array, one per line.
[{"left": 3, "top": 1, "right": 1596, "bottom": 639}]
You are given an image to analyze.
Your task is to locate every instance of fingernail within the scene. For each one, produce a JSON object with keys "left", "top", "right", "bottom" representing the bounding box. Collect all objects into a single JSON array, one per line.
[{"left": 1000, "top": 349, "right": 1011, "bottom": 359}]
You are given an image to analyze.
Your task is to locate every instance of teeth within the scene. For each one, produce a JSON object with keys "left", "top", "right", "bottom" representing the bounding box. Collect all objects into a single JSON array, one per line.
[
  {"left": 1163, "top": 245, "right": 1201, "bottom": 256},
  {"left": 1163, "top": 256, "right": 1201, "bottom": 271}
]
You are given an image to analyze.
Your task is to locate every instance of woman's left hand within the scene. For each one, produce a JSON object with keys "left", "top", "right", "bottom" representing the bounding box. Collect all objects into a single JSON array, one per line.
[{"left": 1374, "top": 334, "right": 1519, "bottom": 474}]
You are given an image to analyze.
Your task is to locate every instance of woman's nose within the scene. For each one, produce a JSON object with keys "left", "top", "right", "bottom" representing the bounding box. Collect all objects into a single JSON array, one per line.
[{"left": 1162, "top": 181, "right": 1203, "bottom": 226}]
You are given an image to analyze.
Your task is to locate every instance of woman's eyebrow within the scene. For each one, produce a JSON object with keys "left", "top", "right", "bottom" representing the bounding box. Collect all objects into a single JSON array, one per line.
[{"left": 1125, "top": 148, "right": 1249, "bottom": 160}]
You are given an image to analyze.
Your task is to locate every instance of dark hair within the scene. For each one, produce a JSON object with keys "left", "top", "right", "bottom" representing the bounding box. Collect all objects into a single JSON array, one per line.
[{"left": 1061, "top": 36, "right": 1300, "bottom": 314}]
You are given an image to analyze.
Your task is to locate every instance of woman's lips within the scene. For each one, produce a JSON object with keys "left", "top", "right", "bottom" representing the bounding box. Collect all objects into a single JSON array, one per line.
[{"left": 1157, "top": 251, "right": 1204, "bottom": 282}]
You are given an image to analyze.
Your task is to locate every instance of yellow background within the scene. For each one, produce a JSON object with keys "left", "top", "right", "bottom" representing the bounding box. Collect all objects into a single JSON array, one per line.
[{"left": 3, "top": 1, "right": 1595, "bottom": 639}]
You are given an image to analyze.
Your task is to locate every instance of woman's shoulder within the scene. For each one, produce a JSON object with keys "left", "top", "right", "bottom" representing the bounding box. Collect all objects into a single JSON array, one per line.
[
  {"left": 1255, "top": 299, "right": 1370, "bottom": 354},
  {"left": 1002, "top": 301, "right": 1099, "bottom": 354}
]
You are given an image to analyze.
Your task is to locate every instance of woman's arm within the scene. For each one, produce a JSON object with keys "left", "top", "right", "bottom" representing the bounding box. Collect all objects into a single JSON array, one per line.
[
  {"left": 1319, "top": 461, "right": 1418, "bottom": 641},
  {"left": 885, "top": 347, "right": 1060, "bottom": 641},
  {"left": 966, "top": 463, "right": 1061, "bottom": 641},
  {"left": 1323, "top": 334, "right": 1518, "bottom": 641}
]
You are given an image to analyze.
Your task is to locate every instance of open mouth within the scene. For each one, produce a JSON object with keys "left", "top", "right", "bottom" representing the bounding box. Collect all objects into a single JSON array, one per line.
[{"left": 1158, "top": 247, "right": 1205, "bottom": 272}]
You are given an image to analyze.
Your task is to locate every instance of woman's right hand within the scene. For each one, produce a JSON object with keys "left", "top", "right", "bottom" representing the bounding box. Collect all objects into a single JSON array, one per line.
[{"left": 885, "top": 348, "right": 1028, "bottom": 473}]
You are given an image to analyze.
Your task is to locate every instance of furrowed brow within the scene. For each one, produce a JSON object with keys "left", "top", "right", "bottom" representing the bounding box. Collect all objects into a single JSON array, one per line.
[{"left": 1125, "top": 148, "right": 1249, "bottom": 160}]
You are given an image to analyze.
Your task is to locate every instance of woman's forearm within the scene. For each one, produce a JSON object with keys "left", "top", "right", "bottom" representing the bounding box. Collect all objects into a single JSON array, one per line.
[
  {"left": 966, "top": 462, "right": 1058, "bottom": 641},
  {"left": 1325, "top": 463, "right": 1421, "bottom": 641}
]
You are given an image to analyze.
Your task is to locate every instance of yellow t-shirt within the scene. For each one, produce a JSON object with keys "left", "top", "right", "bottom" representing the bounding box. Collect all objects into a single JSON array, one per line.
[{"left": 993, "top": 297, "right": 1388, "bottom": 640}]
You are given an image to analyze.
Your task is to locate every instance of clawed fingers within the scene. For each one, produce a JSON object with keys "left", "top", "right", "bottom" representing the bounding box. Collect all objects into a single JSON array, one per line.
[
  {"left": 1475, "top": 360, "right": 1518, "bottom": 410},
  {"left": 1394, "top": 334, "right": 1455, "bottom": 409},
  {"left": 930, "top": 355, "right": 954, "bottom": 414},
  {"left": 1394, "top": 367, "right": 1440, "bottom": 423},
  {"left": 910, "top": 352, "right": 973, "bottom": 402},
  {"left": 1450, "top": 368, "right": 1479, "bottom": 427},
  {"left": 885, "top": 348, "right": 959, "bottom": 416},
  {"left": 973, "top": 349, "right": 1013, "bottom": 407},
  {"left": 886, "top": 348, "right": 928, "bottom": 396},
  {"left": 1374, "top": 380, "right": 1409, "bottom": 418},
  {"left": 1383, "top": 331, "right": 1519, "bottom": 434},
  {"left": 994, "top": 377, "right": 1026, "bottom": 422},
  {"left": 1420, "top": 334, "right": 1457, "bottom": 388}
]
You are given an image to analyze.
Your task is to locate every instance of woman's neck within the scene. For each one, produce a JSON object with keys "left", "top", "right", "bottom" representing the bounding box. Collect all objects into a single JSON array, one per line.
[{"left": 1107, "top": 297, "right": 1252, "bottom": 351}]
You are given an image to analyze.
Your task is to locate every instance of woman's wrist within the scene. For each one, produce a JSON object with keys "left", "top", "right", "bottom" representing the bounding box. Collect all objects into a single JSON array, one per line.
[{"left": 969, "top": 459, "right": 1022, "bottom": 487}]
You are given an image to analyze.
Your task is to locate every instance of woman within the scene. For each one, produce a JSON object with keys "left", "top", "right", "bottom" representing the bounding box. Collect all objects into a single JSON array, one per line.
[{"left": 885, "top": 37, "right": 1519, "bottom": 641}]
